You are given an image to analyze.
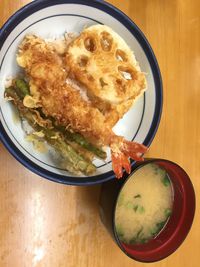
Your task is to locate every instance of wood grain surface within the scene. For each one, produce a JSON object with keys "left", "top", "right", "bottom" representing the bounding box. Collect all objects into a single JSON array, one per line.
[{"left": 0, "top": 0, "right": 200, "bottom": 266}]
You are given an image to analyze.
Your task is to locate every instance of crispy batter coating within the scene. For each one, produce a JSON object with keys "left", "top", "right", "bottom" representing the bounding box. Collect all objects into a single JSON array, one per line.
[
  {"left": 17, "top": 36, "right": 112, "bottom": 145},
  {"left": 16, "top": 30, "right": 147, "bottom": 145},
  {"left": 16, "top": 33, "right": 148, "bottom": 178},
  {"left": 66, "top": 25, "right": 146, "bottom": 126}
]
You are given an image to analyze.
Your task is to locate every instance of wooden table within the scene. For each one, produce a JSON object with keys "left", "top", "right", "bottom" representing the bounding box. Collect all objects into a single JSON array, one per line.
[{"left": 0, "top": 1, "right": 199, "bottom": 266}]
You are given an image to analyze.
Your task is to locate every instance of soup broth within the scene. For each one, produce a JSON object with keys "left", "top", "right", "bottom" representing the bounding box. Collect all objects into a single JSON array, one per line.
[{"left": 115, "top": 163, "right": 173, "bottom": 245}]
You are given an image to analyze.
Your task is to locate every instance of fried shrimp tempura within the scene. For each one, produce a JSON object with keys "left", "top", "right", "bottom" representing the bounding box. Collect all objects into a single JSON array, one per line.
[{"left": 17, "top": 35, "right": 147, "bottom": 178}]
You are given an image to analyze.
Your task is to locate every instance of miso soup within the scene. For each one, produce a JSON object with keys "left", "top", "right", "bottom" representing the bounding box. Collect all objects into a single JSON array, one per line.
[{"left": 115, "top": 163, "right": 173, "bottom": 245}]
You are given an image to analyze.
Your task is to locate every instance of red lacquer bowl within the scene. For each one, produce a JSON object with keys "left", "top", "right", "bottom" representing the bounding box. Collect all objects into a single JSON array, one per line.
[{"left": 99, "top": 159, "right": 196, "bottom": 262}]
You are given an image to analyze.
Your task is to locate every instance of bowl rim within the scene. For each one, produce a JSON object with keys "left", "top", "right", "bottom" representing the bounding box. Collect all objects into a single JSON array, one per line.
[
  {"left": 112, "top": 159, "right": 196, "bottom": 262},
  {"left": 0, "top": 0, "right": 163, "bottom": 185}
]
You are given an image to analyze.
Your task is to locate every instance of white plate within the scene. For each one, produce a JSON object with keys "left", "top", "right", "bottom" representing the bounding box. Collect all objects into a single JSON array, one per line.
[{"left": 0, "top": 0, "right": 162, "bottom": 185}]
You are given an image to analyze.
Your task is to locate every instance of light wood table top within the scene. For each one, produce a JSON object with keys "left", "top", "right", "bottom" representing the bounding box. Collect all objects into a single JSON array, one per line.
[{"left": 0, "top": 1, "right": 199, "bottom": 266}]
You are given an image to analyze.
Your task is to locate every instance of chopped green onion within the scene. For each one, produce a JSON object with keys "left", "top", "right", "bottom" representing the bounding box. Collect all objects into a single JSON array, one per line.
[
  {"left": 136, "top": 227, "right": 143, "bottom": 238},
  {"left": 140, "top": 238, "right": 148, "bottom": 244},
  {"left": 133, "top": 205, "right": 138, "bottom": 212},
  {"left": 165, "top": 208, "right": 172, "bottom": 217},
  {"left": 150, "top": 227, "right": 158, "bottom": 236},
  {"left": 162, "top": 174, "right": 170, "bottom": 186},
  {"left": 134, "top": 194, "right": 141, "bottom": 198},
  {"left": 138, "top": 206, "right": 145, "bottom": 214},
  {"left": 156, "top": 221, "right": 166, "bottom": 232},
  {"left": 125, "top": 201, "right": 133, "bottom": 209}
]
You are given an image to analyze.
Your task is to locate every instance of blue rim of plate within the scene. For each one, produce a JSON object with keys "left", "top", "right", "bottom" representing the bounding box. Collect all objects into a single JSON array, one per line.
[{"left": 0, "top": 0, "right": 163, "bottom": 186}]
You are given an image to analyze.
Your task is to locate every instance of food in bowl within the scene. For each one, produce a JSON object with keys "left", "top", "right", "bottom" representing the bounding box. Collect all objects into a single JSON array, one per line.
[
  {"left": 115, "top": 163, "right": 173, "bottom": 244},
  {"left": 4, "top": 25, "right": 147, "bottom": 178}
]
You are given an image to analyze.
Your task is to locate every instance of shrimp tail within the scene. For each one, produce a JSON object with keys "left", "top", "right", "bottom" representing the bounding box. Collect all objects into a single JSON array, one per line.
[{"left": 111, "top": 138, "right": 148, "bottom": 179}]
